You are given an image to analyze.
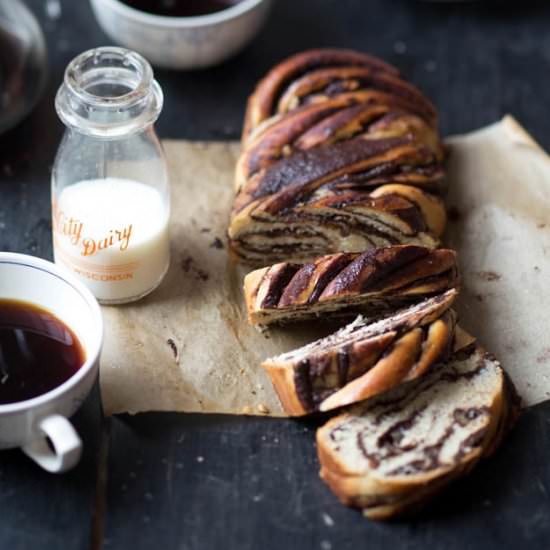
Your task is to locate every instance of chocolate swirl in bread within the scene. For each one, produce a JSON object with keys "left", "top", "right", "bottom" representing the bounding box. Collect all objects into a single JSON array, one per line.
[
  {"left": 262, "top": 290, "right": 457, "bottom": 416},
  {"left": 229, "top": 49, "right": 446, "bottom": 265},
  {"left": 316, "top": 345, "right": 520, "bottom": 520},
  {"left": 244, "top": 245, "right": 458, "bottom": 326}
]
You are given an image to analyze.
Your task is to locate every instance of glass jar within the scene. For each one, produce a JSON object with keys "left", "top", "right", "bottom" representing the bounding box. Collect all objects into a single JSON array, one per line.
[
  {"left": 52, "top": 47, "right": 170, "bottom": 305},
  {"left": 0, "top": 0, "right": 47, "bottom": 134}
]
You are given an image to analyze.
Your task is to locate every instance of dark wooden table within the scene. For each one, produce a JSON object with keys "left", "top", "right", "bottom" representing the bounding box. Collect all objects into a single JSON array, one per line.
[{"left": 1, "top": 1, "right": 550, "bottom": 548}]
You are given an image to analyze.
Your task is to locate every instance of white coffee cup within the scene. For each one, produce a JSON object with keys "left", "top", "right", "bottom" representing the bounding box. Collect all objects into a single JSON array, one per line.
[{"left": 0, "top": 252, "right": 103, "bottom": 473}]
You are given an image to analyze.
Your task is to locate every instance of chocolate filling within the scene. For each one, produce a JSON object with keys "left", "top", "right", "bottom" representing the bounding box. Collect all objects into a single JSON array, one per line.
[
  {"left": 299, "top": 73, "right": 436, "bottom": 123},
  {"left": 308, "top": 255, "right": 357, "bottom": 303},
  {"left": 259, "top": 264, "right": 301, "bottom": 308},
  {"left": 325, "top": 246, "right": 429, "bottom": 295},
  {"left": 259, "top": 49, "right": 400, "bottom": 119},
  {"left": 289, "top": 296, "right": 455, "bottom": 413},
  {"left": 294, "top": 359, "right": 315, "bottom": 412},
  {"left": 294, "top": 103, "right": 390, "bottom": 149},
  {"left": 337, "top": 348, "right": 351, "bottom": 387},
  {"left": 251, "top": 136, "right": 412, "bottom": 201},
  {"left": 277, "top": 254, "right": 355, "bottom": 307},
  {"left": 245, "top": 103, "right": 343, "bottom": 175},
  {"left": 339, "top": 357, "right": 492, "bottom": 475}
]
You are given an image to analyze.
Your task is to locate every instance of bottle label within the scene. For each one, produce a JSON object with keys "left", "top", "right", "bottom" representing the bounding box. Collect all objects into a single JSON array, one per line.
[
  {"left": 53, "top": 201, "right": 133, "bottom": 256},
  {"left": 51, "top": 179, "right": 170, "bottom": 303},
  {"left": 52, "top": 200, "right": 139, "bottom": 285}
]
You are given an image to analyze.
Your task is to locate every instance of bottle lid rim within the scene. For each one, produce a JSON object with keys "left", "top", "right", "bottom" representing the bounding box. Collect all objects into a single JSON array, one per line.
[
  {"left": 64, "top": 47, "right": 154, "bottom": 108},
  {"left": 56, "top": 47, "right": 163, "bottom": 137}
]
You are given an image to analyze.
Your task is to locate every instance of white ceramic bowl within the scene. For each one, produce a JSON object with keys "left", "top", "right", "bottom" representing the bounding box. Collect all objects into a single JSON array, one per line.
[{"left": 89, "top": 0, "right": 272, "bottom": 70}]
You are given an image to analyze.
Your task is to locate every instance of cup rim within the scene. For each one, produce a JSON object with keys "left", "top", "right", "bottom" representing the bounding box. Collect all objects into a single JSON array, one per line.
[
  {"left": 92, "top": 0, "right": 267, "bottom": 28},
  {"left": 0, "top": 252, "right": 103, "bottom": 414}
]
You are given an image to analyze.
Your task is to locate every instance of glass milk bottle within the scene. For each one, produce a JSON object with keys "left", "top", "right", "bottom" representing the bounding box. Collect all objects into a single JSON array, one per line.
[{"left": 52, "top": 47, "right": 170, "bottom": 305}]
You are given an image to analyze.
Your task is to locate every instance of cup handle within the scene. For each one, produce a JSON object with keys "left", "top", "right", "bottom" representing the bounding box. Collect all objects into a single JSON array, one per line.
[{"left": 21, "top": 415, "right": 82, "bottom": 473}]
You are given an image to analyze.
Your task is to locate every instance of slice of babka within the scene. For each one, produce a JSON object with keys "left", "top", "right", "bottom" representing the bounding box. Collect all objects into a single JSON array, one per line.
[
  {"left": 244, "top": 245, "right": 458, "bottom": 326},
  {"left": 316, "top": 345, "right": 520, "bottom": 519},
  {"left": 262, "top": 290, "right": 457, "bottom": 416}
]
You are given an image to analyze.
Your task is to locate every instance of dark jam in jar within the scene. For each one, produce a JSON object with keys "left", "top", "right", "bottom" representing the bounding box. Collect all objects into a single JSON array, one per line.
[
  {"left": 0, "top": 300, "right": 85, "bottom": 405},
  {"left": 120, "top": 0, "right": 243, "bottom": 17}
]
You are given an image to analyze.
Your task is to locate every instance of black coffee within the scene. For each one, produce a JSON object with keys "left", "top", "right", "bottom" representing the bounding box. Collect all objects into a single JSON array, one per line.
[
  {"left": 0, "top": 300, "right": 85, "bottom": 405},
  {"left": 121, "top": 0, "right": 243, "bottom": 17}
]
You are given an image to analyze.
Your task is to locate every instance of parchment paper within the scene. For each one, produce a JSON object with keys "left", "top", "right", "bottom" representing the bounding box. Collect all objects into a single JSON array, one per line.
[
  {"left": 447, "top": 115, "right": 550, "bottom": 407},
  {"left": 100, "top": 141, "right": 332, "bottom": 416},
  {"left": 100, "top": 116, "right": 550, "bottom": 415}
]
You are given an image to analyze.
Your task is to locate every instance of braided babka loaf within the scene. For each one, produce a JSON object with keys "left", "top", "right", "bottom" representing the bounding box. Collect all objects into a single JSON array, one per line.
[
  {"left": 262, "top": 289, "right": 457, "bottom": 416},
  {"left": 244, "top": 245, "right": 458, "bottom": 326},
  {"left": 229, "top": 49, "right": 446, "bottom": 265},
  {"left": 317, "top": 345, "right": 520, "bottom": 520}
]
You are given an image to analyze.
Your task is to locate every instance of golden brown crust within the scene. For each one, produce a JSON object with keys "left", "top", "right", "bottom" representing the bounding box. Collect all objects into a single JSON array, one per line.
[
  {"left": 230, "top": 49, "right": 446, "bottom": 265},
  {"left": 369, "top": 184, "right": 447, "bottom": 237},
  {"left": 262, "top": 362, "right": 309, "bottom": 416},
  {"left": 244, "top": 246, "right": 459, "bottom": 326},
  {"left": 320, "top": 462, "right": 475, "bottom": 520},
  {"left": 242, "top": 48, "right": 403, "bottom": 139}
]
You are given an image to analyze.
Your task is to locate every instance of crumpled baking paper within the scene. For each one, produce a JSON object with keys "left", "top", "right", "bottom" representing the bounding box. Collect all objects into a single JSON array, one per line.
[{"left": 100, "top": 116, "right": 550, "bottom": 415}]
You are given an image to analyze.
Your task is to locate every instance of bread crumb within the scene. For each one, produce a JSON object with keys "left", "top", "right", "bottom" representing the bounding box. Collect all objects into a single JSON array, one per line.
[
  {"left": 180, "top": 254, "right": 209, "bottom": 282},
  {"left": 257, "top": 404, "right": 269, "bottom": 414},
  {"left": 241, "top": 405, "right": 252, "bottom": 415},
  {"left": 166, "top": 338, "right": 178, "bottom": 359},
  {"left": 476, "top": 270, "right": 501, "bottom": 282},
  {"left": 254, "top": 324, "right": 268, "bottom": 334},
  {"left": 209, "top": 237, "right": 224, "bottom": 249},
  {"left": 321, "top": 513, "right": 335, "bottom": 527}
]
